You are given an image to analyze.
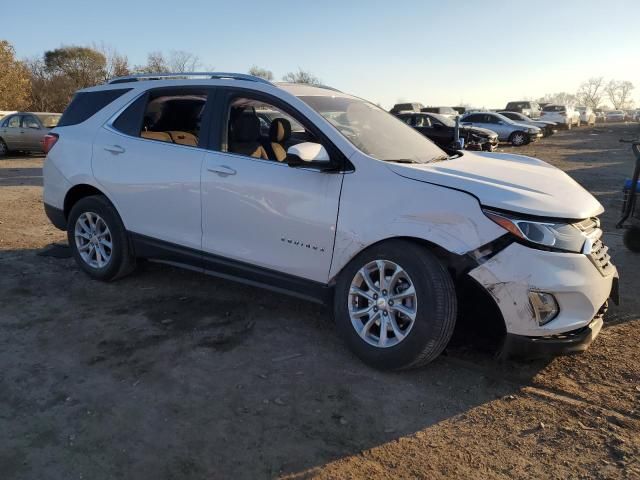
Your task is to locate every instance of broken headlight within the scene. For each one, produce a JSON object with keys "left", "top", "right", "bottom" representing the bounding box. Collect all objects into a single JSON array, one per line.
[{"left": 483, "top": 209, "right": 586, "bottom": 253}]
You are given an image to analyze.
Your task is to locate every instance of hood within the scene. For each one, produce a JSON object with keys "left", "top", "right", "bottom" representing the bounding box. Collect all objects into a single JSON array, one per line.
[
  {"left": 387, "top": 151, "right": 603, "bottom": 219},
  {"left": 461, "top": 126, "right": 497, "bottom": 137}
]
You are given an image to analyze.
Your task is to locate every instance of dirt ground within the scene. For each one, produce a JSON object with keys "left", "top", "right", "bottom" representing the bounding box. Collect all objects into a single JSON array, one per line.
[{"left": 1, "top": 123, "right": 639, "bottom": 480}]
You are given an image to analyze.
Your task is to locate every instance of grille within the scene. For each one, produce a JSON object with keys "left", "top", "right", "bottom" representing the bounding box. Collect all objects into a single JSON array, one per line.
[{"left": 574, "top": 217, "right": 614, "bottom": 276}]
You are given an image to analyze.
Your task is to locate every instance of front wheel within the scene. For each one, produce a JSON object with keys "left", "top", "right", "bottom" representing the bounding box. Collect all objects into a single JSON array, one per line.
[
  {"left": 510, "top": 131, "right": 528, "bottom": 146},
  {"left": 334, "top": 240, "right": 457, "bottom": 370},
  {"left": 67, "top": 195, "right": 136, "bottom": 281}
]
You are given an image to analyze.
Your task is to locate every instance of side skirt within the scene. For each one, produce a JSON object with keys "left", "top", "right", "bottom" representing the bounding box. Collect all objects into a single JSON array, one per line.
[{"left": 129, "top": 232, "right": 333, "bottom": 305}]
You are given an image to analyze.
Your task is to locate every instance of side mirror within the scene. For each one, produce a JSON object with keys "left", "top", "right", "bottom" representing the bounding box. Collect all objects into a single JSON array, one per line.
[{"left": 286, "top": 142, "right": 332, "bottom": 169}]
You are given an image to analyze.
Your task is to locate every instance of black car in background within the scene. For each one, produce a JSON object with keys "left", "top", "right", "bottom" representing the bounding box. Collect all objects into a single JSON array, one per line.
[{"left": 396, "top": 112, "right": 499, "bottom": 151}]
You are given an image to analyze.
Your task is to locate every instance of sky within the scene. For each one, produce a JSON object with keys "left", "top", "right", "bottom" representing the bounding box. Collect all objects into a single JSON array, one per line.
[{"left": 4, "top": 0, "right": 640, "bottom": 109}]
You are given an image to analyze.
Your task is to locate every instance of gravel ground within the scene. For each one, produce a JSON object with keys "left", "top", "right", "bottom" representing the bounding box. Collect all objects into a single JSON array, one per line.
[{"left": 0, "top": 123, "right": 639, "bottom": 479}]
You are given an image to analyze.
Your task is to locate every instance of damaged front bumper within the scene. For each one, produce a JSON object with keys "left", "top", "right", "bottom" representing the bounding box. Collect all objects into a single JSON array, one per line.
[{"left": 468, "top": 242, "right": 618, "bottom": 356}]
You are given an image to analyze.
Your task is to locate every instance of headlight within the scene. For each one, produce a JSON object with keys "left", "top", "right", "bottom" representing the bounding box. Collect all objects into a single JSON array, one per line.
[
  {"left": 528, "top": 128, "right": 538, "bottom": 134},
  {"left": 483, "top": 209, "right": 586, "bottom": 252}
]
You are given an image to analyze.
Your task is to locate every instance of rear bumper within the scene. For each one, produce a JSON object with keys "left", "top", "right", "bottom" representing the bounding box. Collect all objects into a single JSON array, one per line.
[{"left": 44, "top": 203, "right": 66, "bottom": 230}]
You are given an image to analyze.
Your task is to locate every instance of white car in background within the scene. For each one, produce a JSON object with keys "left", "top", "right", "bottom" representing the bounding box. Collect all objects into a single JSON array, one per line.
[
  {"left": 576, "top": 106, "right": 596, "bottom": 126},
  {"left": 540, "top": 104, "right": 579, "bottom": 129},
  {"left": 606, "top": 110, "right": 625, "bottom": 122},
  {"left": 41, "top": 72, "right": 617, "bottom": 369}
]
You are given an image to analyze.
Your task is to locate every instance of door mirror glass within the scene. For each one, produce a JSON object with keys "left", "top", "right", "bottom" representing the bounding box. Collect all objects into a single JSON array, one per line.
[{"left": 286, "top": 142, "right": 330, "bottom": 167}]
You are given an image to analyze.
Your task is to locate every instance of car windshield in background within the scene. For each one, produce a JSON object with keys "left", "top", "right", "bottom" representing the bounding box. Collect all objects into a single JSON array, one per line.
[
  {"left": 429, "top": 113, "right": 456, "bottom": 127},
  {"left": 543, "top": 105, "right": 565, "bottom": 112},
  {"left": 298, "top": 95, "right": 446, "bottom": 163},
  {"left": 36, "top": 114, "right": 61, "bottom": 128}
]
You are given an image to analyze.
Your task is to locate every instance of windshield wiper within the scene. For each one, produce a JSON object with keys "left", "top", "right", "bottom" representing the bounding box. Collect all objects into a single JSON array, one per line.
[{"left": 386, "top": 159, "right": 419, "bottom": 164}]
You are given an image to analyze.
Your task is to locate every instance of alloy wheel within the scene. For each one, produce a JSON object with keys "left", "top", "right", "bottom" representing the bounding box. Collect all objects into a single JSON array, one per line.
[
  {"left": 512, "top": 133, "right": 526, "bottom": 145},
  {"left": 348, "top": 259, "right": 418, "bottom": 348},
  {"left": 0, "top": 140, "right": 7, "bottom": 156},
  {"left": 74, "top": 212, "right": 113, "bottom": 269}
]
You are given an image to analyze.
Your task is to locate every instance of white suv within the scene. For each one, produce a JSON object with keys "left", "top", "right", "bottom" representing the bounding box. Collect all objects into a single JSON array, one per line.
[
  {"left": 540, "top": 104, "right": 580, "bottom": 128},
  {"left": 42, "top": 73, "right": 618, "bottom": 369}
]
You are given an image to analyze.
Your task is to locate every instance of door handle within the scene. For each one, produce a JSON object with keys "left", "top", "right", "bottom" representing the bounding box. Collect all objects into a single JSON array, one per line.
[
  {"left": 207, "top": 165, "right": 237, "bottom": 177},
  {"left": 104, "top": 145, "right": 126, "bottom": 155}
]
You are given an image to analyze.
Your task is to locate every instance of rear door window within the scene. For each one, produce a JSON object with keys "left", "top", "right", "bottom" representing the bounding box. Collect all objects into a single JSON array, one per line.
[{"left": 114, "top": 88, "right": 211, "bottom": 148}]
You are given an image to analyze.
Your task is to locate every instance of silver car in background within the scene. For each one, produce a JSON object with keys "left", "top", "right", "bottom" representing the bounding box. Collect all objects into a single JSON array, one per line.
[
  {"left": 460, "top": 111, "right": 542, "bottom": 146},
  {"left": 497, "top": 110, "right": 558, "bottom": 137},
  {"left": 0, "top": 112, "right": 61, "bottom": 156}
]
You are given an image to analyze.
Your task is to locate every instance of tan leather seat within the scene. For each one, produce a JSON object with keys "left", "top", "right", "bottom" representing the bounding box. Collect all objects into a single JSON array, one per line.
[
  {"left": 269, "top": 118, "right": 291, "bottom": 161},
  {"left": 168, "top": 131, "right": 198, "bottom": 146},
  {"left": 229, "top": 115, "right": 268, "bottom": 159},
  {"left": 141, "top": 131, "right": 172, "bottom": 143}
]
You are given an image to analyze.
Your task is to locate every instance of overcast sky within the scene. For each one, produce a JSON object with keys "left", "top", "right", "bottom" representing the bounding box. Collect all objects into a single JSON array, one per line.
[{"left": 5, "top": 0, "right": 640, "bottom": 109}]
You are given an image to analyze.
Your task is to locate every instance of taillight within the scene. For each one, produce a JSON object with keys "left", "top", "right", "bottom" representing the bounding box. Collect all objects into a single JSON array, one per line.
[{"left": 41, "top": 133, "right": 59, "bottom": 154}]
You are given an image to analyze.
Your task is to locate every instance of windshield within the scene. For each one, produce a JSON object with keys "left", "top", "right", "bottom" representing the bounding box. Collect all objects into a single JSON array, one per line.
[
  {"left": 428, "top": 113, "right": 455, "bottom": 127},
  {"left": 298, "top": 95, "right": 446, "bottom": 163},
  {"left": 36, "top": 114, "right": 61, "bottom": 128}
]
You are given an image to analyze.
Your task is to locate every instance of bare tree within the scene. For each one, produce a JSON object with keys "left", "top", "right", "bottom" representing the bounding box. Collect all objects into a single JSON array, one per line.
[
  {"left": 248, "top": 65, "right": 273, "bottom": 81},
  {"left": 577, "top": 77, "right": 604, "bottom": 109},
  {"left": 94, "top": 43, "right": 130, "bottom": 81},
  {"left": 167, "top": 50, "right": 200, "bottom": 72},
  {"left": 537, "top": 92, "right": 578, "bottom": 106},
  {"left": 282, "top": 68, "right": 321, "bottom": 85},
  {"left": 606, "top": 80, "right": 635, "bottom": 109},
  {"left": 134, "top": 51, "right": 169, "bottom": 73}
]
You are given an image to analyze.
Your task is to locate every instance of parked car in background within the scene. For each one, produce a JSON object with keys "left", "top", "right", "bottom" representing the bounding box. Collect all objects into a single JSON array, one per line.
[
  {"left": 497, "top": 111, "right": 558, "bottom": 137},
  {"left": 453, "top": 106, "right": 468, "bottom": 115},
  {"left": 389, "top": 102, "right": 424, "bottom": 114},
  {"left": 42, "top": 72, "right": 617, "bottom": 369},
  {"left": 576, "top": 106, "right": 596, "bottom": 126},
  {"left": 0, "top": 112, "right": 61, "bottom": 156},
  {"left": 420, "top": 106, "right": 459, "bottom": 119},
  {"left": 540, "top": 104, "right": 578, "bottom": 129},
  {"left": 633, "top": 110, "right": 640, "bottom": 122},
  {"left": 396, "top": 111, "right": 498, "bottom": 151},
  {"left": 460, "top": 111, "right": 542, "bottom": 146},
  {"left": 594, "top": 108, "right": 607, "bottom": 122},
  {"left": 504, "top": 101, "right": 542, "bottom": 119},
  {"left": 606, "top": 110, "right": 625, "bottom": 122}
]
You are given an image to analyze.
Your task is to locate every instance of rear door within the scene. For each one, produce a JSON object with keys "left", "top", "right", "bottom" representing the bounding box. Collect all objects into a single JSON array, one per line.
[
  {"left": 20, "top": 114, "right": 44, "bottom": 151},
  {"left": 92, "top": 87, "right": 214, "bottom": 251}
]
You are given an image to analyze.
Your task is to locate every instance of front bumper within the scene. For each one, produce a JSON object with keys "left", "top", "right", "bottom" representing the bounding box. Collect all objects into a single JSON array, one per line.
[
  {"left": 501, "top": 315, "right": 604, "bottom": 358},
  {"left": 468, "top": 242, "right": 617, "bottom": 340}
]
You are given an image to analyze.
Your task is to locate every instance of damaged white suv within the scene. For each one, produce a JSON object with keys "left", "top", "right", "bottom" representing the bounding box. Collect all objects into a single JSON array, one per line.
[{"left": 42, "top": 72, "right": 618, "bottom": 369}]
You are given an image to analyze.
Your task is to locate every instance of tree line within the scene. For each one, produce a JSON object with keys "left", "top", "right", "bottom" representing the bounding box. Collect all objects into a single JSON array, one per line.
[
  {"left": 537, "top": 77, "right": 635, "bottom": 110},
  {"left": 0, "top": 40, "right": 322, "bottom": 112}
]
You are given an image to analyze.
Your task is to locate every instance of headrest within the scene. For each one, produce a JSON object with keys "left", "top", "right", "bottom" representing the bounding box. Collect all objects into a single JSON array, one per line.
[
  {"left": 269, "top": 118, "right": 291, "bottom": 143},
  {"left": 233, "top": 114, "right": 260, "bottom": 142}
]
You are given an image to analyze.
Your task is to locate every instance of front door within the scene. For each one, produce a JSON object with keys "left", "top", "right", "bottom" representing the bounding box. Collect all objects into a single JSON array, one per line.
[
  {"left": 201, "top": 90, "right": 343, "bottom": 283},
  {"left": 1, "top": 115, "right": 24, "bottom": 150}
]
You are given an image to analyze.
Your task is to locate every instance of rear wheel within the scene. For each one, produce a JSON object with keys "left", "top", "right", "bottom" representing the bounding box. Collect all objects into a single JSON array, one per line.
[
  {"left": 67, "top": 195, "right": 136, "bottom": 281},
  {"left": 0, "top": 139, "right": 8, "bottom": 157},
  {"left": 509, "top": 131, "right": 527, "bottom": 146},
  {"left": 334, "top": 240, "right": 457, "bottom": 370}
]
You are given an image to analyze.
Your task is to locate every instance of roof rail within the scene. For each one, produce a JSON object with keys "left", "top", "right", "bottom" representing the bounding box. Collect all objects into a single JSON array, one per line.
[{"left": 108, "top": 72, "right": 273, "bottom": 85}]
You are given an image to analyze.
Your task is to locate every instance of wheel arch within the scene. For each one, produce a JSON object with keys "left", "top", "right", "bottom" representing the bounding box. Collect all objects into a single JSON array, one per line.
[
  {"left": 330, "top": 235, "right": 472, "bottom": 285},
  {"left": 64, "top": 184, "right": 110, "bottom": 219}
]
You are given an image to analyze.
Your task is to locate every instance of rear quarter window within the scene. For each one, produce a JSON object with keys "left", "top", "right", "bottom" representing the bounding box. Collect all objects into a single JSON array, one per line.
[{"left": 57, "top": 88, "right": 132, "bottom": 127}]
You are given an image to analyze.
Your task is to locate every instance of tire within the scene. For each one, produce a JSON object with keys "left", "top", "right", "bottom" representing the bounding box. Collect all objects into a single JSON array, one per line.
[
  {"left": 67, "top": 195, "right": 136, "bottom": 281},
  {"left": 509, "top": 131, "right": 527, "bottom": 146},
  {"left": 0, "top": 138, "right": 8, "bottom": 157},
  {"left": 623, "top": 226, "right": 640, "bottom": 253},
  {"left": 334, "top": 240, "right": 457, "bottom": 370}
]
